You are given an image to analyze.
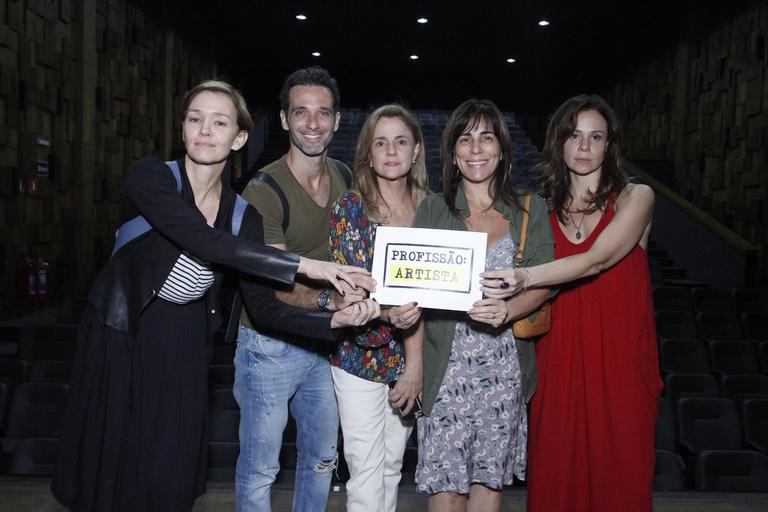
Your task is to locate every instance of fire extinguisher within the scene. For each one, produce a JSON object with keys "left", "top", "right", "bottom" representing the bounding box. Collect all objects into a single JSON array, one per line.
[
  {"left": 37, "top": 258, "right": 49, "bottom": 298},
  {"left": 23, "top": 257, "right": 37, "bottom": 296},
  {"left": 22, "top": 257, "right": 49, "bottom": 299}
]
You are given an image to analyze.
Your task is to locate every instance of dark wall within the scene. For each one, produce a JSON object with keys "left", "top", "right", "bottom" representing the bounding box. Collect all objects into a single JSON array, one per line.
[
  {"left": 606, "top": 2, "right": 768, "bottom": 285},
  {"left": 0, "top": 0, "right": 217, "bottom": 317}
]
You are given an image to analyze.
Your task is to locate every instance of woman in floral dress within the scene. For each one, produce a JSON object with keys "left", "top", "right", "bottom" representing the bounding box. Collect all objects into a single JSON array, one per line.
[{"left": 328, "top": 104, "right": 431, "bottom": 512}]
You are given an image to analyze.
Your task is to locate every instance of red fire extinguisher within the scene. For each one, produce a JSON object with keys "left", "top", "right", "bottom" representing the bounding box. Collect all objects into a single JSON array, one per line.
[
  {"left": 37, "top": 258, "right": 49, "bottom": 298},
  {"left": 21, "top": 256, "right": 49, "bottom": 305},
  {"left": 23, "top": 257, "right": 37, "bottom": 297}
]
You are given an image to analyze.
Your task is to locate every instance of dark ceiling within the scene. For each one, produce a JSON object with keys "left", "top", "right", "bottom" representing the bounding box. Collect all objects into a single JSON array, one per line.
[{"left": 138, "top": 0, "right": 753, "bottom": 117}]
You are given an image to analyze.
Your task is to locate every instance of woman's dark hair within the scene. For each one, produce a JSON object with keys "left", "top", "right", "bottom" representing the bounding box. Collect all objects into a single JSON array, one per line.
[
  {"left": 440, "top": 99, "right": 521, "bottom": 216},
  {"left": 537, "top": 94, "right": 627, "bottom": 223}
]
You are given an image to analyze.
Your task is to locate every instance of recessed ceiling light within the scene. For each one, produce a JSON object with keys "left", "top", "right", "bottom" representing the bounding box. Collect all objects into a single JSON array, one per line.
[
  {"left": 296, "top": 14, "right": 307, "bottom": 20},
  {"left": 312, "top": 52, "right": 321, "bottom": 57},
  {"left": 410, "top": 54, "right": 419, "bottom": 60},
  {"left": 538, "top": 19, "right": 550, "bottom": 26},
  {"left": 506, "top": 58, "right": 516, "bottom": 63},
  {"left": 417, "top": 17, "right": 428, "bottom": 24}
]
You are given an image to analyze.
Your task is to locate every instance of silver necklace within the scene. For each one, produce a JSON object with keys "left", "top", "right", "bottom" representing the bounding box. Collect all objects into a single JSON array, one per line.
[{"left": 569, "top": 210, "right": 586, "bottom": 240}]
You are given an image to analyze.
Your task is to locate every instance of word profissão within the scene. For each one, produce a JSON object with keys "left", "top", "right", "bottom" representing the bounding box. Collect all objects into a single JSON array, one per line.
[{"left": 385, "top": 245, "right": 472, "bottom": 289}]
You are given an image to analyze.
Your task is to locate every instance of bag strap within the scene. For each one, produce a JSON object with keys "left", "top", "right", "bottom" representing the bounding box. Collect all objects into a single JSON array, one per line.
[
  {"left": 112, "top": 160, "right": 182, "bottom": 255},
  {"left": 231, "top": 195, "right": 248, "bottom": 236},
  {"left": 252, "top": 158, "right": 352, "bottom": 234},
  {"left": 514, "top": 194, "right": 532, "bottom": 268},
  {"left": 166, "top": 159, "right": 183, "bottom": 192},
  {"left": 251, "top": 171, "right": 290, "bottom": 233},
  {"left": 113, "top": 160, "right": 247, "bottom": 254},
  {"left": 332, "top": 158, "right": 353, "bottom": 188}
]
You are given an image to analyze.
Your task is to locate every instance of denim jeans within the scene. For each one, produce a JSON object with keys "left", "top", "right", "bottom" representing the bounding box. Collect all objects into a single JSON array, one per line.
[{"left": 233, "top": 324, "right": 339, "bottom": 512}]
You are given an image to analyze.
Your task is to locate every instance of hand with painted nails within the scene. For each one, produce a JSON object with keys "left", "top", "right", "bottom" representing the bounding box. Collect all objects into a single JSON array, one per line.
[
  {"left": 479, "top": 268, "right": 529, "bottom": 299},
  {"left": 383, "top": 301, "right": 422, "bottom": 330}
]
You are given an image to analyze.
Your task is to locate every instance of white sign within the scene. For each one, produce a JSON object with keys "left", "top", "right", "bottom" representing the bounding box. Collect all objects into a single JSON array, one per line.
[{"left": 370, "top": 226, "right": 487, "bottom": 311}]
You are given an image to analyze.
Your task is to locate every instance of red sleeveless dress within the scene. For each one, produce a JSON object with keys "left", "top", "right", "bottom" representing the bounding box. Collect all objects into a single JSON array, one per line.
[{"left": 527, "top": 207, "right": 663, "bottom": 512}]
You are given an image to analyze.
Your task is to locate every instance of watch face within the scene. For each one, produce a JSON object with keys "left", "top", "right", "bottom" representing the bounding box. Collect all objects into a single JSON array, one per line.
[{"left": 318, "top": 289, "right": 330, "bottom": 310}]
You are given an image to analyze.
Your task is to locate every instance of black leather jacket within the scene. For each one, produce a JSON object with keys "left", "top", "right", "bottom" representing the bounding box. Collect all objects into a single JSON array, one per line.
[{"left": 87, "top": 157, "right": 331, "bottom": 339}]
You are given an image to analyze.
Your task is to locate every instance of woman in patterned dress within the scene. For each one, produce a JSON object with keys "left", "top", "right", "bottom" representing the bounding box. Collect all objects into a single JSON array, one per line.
[
  {"left": 328, "top": 104, "right": 431, "bottom": 512},
  {"left": 411, "top": 99, "right": 554, "bottom": 511}
]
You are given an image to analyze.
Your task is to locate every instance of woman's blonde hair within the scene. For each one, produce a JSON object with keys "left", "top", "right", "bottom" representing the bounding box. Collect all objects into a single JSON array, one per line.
[
  {"left": 352, "top": 104, "right": 430, "bottom": 222},
  {"left": 182, "top": 79, "right": 254, "bottom": 132}
]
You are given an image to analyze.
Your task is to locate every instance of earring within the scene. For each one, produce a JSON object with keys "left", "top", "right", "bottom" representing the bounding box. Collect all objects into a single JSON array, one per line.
[
  {"left": 369, "top": 161, "right": 373, "bottom": 168},
  {"left": 412, "top": 157, "right": 416, "bottom": 164}
]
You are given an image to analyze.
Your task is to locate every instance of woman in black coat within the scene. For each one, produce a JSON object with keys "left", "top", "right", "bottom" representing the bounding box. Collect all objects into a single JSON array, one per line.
[{"left": 51, "top": 80, "right": 376, "bottom": 511}]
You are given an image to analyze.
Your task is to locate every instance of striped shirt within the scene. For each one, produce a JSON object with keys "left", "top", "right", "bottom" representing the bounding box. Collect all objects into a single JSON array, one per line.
[{"left": 158, "top": 253, "right": 214, "bottom": 304}]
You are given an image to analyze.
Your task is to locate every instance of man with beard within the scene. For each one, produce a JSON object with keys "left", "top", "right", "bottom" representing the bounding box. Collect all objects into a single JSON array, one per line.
[{"left": 234, "top": 67, "right": 370, "bottom": 511}]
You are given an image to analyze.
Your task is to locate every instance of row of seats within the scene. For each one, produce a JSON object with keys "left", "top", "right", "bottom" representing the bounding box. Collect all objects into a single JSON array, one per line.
[
  {"left": 659, "top": 338, "right": 768, "bottom": 376},
  {"left": 662, "top": 372, "right": 768, "bottom": 405},
  {"left": 654, "top": 286, "right": 768, "bottom": 314},
  {"left": 3, "top": 276, "right": 767, "bottom": 491},
  {"left": 654, "top": 397, "right": 768, "bottom": 490},
  {"left": 0, "top": 382, "right": 67, "bottom": 473},
  {"left": 5, "top": 380, "right": 768, "bottom": 492},
  {"left": 0, "top": 383, "right": 377, "bottom": 484},
  {"left": 655, "top": 310, "right": 767, "bottom": 343},
  {"left": 0, "top": 360, "right": 72, "bottom": 386}
]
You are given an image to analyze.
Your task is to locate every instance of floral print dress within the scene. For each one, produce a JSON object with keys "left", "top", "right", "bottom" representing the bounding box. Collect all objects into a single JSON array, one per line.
[
  {"left": 328, "top": 191, "right": 405, "bottom": 383},
  {"left": 416, "top": 233, "right": 527, "bottom": 493}
]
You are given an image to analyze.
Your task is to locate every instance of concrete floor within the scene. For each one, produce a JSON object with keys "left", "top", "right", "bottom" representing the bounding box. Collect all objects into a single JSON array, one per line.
[{"left": 1, "top": 478, "right": 768, "bottom": 511}]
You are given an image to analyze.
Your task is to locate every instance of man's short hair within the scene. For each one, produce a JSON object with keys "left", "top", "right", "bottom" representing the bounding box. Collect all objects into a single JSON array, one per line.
[{"left": 279, "top": 66, "right": 340, "bottom": 113}]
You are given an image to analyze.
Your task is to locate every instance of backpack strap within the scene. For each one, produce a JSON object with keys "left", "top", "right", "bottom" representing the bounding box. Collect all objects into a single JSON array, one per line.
[
  {"left": 252, "top": 158, "right": 352, "bottom": 234},
  {"left": 331, "top": 158, "right": 353, "bottom": 188},
  {"left": 112, "top": 160, "right": 245, "bottom": 254},
  {"left": 112, "top": 160, "right": 182, "bottom": 255},
  {"left": 252, "top": 171, "right": 290, "bottom": 233},
  {"left": 231, "top": 195, "right": 248, "bottom": 236},
  {"left": 165, "top": 160, "right": 183, "bottom": 192}
]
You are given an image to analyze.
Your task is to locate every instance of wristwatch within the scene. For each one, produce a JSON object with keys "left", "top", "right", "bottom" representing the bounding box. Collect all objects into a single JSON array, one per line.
[{"left": 317, "top": 288, "right": 331, "bottom": 311}]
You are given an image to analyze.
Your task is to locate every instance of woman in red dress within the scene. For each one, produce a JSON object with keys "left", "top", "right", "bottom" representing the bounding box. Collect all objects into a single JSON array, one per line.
[{"left": 482, "top": 95, "right": 663, "bottom": 512}]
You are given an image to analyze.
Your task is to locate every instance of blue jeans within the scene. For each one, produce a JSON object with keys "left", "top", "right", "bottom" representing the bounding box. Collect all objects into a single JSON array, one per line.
[{"left": 233, "top": 324, "right": 339, "bottom": 512}]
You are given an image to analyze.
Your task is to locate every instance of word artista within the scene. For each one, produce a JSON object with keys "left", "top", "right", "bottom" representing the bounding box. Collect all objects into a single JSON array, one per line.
[
  {"left": 388, "top": 249, "right": 468, "bottom": 266},
  {"left": 393, "top": 267, "right": 459, "bottom": 282}
]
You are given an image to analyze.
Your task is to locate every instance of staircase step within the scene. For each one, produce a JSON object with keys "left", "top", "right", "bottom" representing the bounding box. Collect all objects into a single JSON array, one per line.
[
  {"left": 663, "top": 278, "right": 709, "bottom": 289},
  {"left": 661, "top": 267, "right": 687, "bottom": 279}
]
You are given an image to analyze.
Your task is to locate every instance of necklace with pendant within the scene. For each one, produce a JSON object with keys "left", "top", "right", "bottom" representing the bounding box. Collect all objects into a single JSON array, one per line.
[
  {"left": 469, "top": 203, "right": 493, "bottom": 217},
  {"left": 569, "top": 210, "right": 586, "bottom": 240}
]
